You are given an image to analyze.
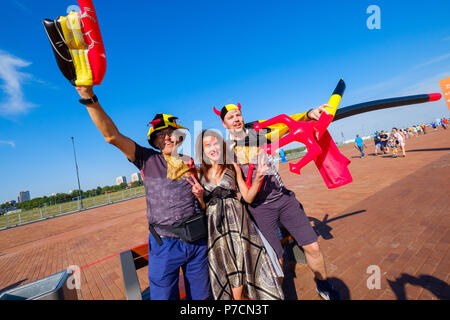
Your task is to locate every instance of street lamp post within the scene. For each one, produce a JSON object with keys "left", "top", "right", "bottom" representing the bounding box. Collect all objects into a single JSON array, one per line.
[{"left": 71, "top": 137, "right": 83, "bottom": 210}]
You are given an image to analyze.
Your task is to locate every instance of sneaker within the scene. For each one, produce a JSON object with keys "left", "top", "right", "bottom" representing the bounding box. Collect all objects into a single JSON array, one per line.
[{"left": 315, "top": 278, "right": 341, "bottom": 300}]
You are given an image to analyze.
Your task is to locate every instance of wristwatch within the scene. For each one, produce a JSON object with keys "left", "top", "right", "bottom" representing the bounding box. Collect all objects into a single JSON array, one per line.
[
  {"left": 79, "top": 95, "right": 98, "bottom": 105},
  {"left": 306, "top": 108, "right": 314, "bottom": 120}
]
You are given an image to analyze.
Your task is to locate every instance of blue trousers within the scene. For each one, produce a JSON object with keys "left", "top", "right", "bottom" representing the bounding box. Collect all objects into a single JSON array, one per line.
[
  {"left": 147, "top": 234, "right": 210, "bottom": 300},
  {"left": 358, "top": 145, "right": 365, "bottom": 157}
]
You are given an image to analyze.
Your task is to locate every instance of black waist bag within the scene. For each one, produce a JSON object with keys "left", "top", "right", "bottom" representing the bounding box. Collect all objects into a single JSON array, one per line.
[{"left": 149, "top": 213, "right": 208, "bottom": 246}]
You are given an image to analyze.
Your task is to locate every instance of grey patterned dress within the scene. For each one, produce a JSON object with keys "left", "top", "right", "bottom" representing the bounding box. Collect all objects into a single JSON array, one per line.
[{"left": 201, "top": 168, "right": 284, "bottom": 300}]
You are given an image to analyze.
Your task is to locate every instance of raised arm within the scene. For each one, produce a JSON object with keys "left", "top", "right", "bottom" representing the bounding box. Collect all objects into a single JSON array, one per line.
[
  {"left": 233, "top": 154, "right": 269, "bottom": 204},
  {"left": 76, "top": 86, "right": 136, "bottom": 161}
]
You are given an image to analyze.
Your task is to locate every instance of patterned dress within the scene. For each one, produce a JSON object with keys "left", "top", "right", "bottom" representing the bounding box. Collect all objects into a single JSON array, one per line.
[{"left": 201, "top": 168, "right": 284, "bottom": 300}]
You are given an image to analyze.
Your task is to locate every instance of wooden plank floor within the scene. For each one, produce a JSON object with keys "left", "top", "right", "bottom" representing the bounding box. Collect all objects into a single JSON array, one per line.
[{"left": 0, "top": 128, "right": 449, "bottom": 300}]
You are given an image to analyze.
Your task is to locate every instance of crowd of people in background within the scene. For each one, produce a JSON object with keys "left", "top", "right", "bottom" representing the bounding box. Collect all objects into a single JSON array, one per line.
[{"left": 354, "top": 117, "right": 448, "bottom": 159}]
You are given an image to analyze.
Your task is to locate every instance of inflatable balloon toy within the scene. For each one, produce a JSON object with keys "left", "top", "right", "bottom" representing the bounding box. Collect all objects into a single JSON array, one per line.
[
  {"left": 43, "top": 0, "right": 106, "bottom": 86},
  {"left": 251, "top": 93, "right": 443, "bottom": 139},
  {"left": 253, "top": 79, "right": 352, "bottom": 189},
  {"left": 333, "top": 93, "right": 442, "bottom": 120},
  {"left": 248, "top": 80, "right": 442, "bottom": 189}
]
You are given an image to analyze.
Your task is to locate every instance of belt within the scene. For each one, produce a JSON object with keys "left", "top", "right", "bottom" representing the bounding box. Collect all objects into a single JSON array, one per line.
[
  {"left": 148, "top": 224, "right": 179, "bottom": 245},
  {"left": 160, "top": 235, "right": 178, "bottom": 239},
  {"left": 204, "top": 186, "right": 236, "bottom": 233}
]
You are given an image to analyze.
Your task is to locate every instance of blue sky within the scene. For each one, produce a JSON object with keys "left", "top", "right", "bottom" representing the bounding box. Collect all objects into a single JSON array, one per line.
[{"left": 1, "top": 0, "right": 449, "bottom": 203}]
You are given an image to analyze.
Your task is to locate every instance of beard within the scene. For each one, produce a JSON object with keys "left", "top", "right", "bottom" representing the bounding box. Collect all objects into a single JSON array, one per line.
[{"left": 228, "top": 123, "right": 246, "bottom": 138}]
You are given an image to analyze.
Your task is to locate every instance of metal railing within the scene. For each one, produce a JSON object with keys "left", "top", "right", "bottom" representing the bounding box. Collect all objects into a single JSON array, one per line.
[{"left": 0, "top": 187, "right": 146, "bottom": 230}]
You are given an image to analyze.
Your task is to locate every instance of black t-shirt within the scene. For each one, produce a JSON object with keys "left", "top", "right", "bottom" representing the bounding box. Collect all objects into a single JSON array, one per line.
[{"left": 374, "top": 135, "right": 381, "bottom": 144}]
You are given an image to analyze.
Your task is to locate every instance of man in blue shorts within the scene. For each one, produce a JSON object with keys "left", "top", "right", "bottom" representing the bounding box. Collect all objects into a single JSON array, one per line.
[
  {"left": 373, "top": 131, "right": 382, "bottom": 155},
  {"left": 379, "top": 130, "right": 389, "bottom": 154},
  {"left": 74, "top": 85, "right": 210, "bottom": 300}
]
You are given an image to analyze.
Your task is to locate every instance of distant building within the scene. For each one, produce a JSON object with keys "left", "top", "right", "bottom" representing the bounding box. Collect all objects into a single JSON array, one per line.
[
  {"left": 6, "top": 200, "right": 17, "bottom": 206},
  {"left": 116, "top": 176, "right": 127, "bottom": 185},
  {"left": 131, "top": 172, "right": 142, "bottom": 183},
  {"left": 18, "top": 191, "right": 30, "bottom": 203}
]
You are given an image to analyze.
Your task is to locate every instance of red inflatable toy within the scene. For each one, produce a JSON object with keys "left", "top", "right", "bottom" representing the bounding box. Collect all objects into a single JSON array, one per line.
[{"left": 253, "top": 80, "right": 353, "bottom": 189}]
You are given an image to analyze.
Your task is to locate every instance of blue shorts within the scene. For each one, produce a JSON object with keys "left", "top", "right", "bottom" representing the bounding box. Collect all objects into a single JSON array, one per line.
[{"left": 147, "top": 234, "right": 210, "bottom": 300}]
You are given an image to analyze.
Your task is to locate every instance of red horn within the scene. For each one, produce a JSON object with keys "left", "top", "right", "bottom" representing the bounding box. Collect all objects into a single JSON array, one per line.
[
  {"left": 237, "top": 102, "right": 241, "bottom": 110},
  {"left": 148, "top": 119, "right": 161, "bottom": 127},
  {"left": 213, "top": 106, "right": 222, "bottom": 116}
]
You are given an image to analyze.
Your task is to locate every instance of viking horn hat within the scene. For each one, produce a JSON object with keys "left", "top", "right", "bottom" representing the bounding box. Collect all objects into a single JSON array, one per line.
[
  {"left": 146, "top": 113, "right": 188, "bottom": 149},
  {"left": 213, "top": 103, "right": 242, "bottom": 120}
]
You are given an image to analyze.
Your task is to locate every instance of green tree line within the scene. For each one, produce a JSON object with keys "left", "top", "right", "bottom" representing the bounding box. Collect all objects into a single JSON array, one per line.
[{"left": 1, "top": 180, "right": 144, "bottom": 212}]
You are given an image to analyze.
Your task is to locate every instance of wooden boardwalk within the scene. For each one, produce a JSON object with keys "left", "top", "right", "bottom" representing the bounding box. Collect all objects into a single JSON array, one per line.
[{"left": 0, "top": 128, "right": 449, "bottom": 300}]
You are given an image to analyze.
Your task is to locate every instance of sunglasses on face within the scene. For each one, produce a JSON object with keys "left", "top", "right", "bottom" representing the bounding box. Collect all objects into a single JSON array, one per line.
[{"left": 155, "top": 129, "right": 175, "bottom": 139}]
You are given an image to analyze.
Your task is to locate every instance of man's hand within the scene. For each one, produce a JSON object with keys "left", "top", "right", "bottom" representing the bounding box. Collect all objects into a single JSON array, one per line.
[
  {"left": 307, "top": 104, "right": 332, "bottom": 121},
  {"left": 76, "top": 85, "right": 95, "bottom": 99}
]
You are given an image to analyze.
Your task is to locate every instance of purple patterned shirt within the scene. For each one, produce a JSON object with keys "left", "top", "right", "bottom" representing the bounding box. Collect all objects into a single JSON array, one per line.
[{"left": 131, "top": 143, "right": 196, "bottom": 237}]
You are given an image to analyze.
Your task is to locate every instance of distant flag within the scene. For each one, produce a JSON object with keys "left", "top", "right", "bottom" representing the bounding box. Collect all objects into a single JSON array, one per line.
[
  {"left": 439, "top": 77, "right": 450, "bottom": 112},
  {"left": 279, "top": 149, "right": 287, "bottom": 163}
]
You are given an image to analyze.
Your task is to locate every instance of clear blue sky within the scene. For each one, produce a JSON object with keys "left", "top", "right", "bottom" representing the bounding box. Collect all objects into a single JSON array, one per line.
[{"left": 1, "top": 0, "right": 449, "bottom": 203}]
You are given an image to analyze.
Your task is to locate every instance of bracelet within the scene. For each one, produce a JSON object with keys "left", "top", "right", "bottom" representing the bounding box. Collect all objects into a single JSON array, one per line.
[{"left": 79, "top": 95, "right": 98, "bottom": 105}]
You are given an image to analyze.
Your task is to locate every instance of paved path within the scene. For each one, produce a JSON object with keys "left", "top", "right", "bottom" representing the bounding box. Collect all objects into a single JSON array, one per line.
[{"left": 0, "top": 128, "right": 448, "bottom": 300}]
